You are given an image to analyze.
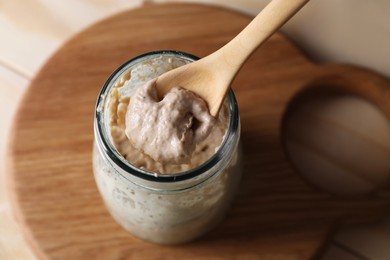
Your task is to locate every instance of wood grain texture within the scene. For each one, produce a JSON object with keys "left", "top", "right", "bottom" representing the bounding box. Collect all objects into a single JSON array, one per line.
[{"left": 6, "top": 4, "right": 390, "bottom": 259}]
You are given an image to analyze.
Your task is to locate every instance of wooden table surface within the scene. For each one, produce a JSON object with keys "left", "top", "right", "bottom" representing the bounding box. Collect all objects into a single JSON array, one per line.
[{"left": 1, "top": 1, "right": 390, "bottom": 259}]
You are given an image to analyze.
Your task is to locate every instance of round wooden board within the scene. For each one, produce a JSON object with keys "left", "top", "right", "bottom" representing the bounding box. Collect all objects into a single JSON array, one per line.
[{"left": 7, "top": 4, "right": 390, "bottom": 260}]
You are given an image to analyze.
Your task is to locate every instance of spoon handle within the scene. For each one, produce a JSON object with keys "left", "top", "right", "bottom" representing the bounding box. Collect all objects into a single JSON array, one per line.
[
  {"left": 211, "top": 0, "right": 310, "bottom": 88},
  {"left": 155, "top": 0, "right": 310, "bottom": 117}
]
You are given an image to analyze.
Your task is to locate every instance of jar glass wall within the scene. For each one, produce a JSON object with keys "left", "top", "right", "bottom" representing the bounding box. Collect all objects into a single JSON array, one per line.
[{"left": 93, "top": 51, "right": 242, "bottom": 244}]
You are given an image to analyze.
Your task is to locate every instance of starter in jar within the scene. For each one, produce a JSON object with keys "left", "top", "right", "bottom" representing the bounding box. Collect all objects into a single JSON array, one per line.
[
  {"left": 93, "top": 51, "right": 242, "bottom": 245},
  {"left": 108, "top": 56, "right": 228, "bottom": 173}
]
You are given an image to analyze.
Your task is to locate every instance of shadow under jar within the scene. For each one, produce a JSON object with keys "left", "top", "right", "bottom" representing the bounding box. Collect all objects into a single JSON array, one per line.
[{"left": 93, "top": 50, "right": 242, "bottom": 245}]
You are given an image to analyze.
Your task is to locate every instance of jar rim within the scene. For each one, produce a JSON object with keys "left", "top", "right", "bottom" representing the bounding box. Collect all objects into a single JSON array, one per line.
[{"left": 94, "top": 50, "right": 239, "bottom": 183}]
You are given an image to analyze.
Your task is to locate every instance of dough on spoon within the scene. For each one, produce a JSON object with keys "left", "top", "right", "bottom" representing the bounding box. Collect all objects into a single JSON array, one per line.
[{"left": 125, "top": 79, "right": 215, "bottom": 164}]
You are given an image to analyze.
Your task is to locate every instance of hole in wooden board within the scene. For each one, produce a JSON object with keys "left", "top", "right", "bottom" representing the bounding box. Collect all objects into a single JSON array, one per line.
[{"left": 282, "top": 85, "right": 390, "bottom": 197}]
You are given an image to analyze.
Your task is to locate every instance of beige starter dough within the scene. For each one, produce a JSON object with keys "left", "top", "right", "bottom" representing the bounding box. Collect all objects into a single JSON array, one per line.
[
  {"left": 125, "top": 79, "right": 215, "bottom": 164},
  {"left": 108, "top": 56, "right": 228, "bottom": 174}
]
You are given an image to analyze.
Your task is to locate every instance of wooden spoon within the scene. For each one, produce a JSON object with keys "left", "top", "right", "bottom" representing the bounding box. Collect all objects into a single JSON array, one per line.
[{"left": 156, "top": 0, "right": 310, "bottom": 116}]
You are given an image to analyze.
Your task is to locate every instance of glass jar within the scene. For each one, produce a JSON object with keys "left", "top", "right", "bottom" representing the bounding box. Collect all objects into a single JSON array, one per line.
[{"left": 93, "top": 50, "right": 242, "bottom": 245}]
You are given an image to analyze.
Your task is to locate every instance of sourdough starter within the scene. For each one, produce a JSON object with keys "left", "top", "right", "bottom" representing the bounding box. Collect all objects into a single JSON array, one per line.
[{"left": 93, "top": 52, "right": 241, "bottom": 244}]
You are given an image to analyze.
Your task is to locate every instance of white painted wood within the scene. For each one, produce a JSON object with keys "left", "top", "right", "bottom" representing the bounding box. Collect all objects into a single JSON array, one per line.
[
  {"left": 283, "top": 0, "right": 390, "bottom": 78},
  {"left": 0, "top": 0, "right": 143, "bottom": 78},
  {"left": 154, "top": 0, "right": 390, "bottom": 78},
  {"left": 0, "top": 67, "right": 34, "bottom": 260},
  {"left": 284, "top": 96, "right": 390, "bottom": 196}
]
